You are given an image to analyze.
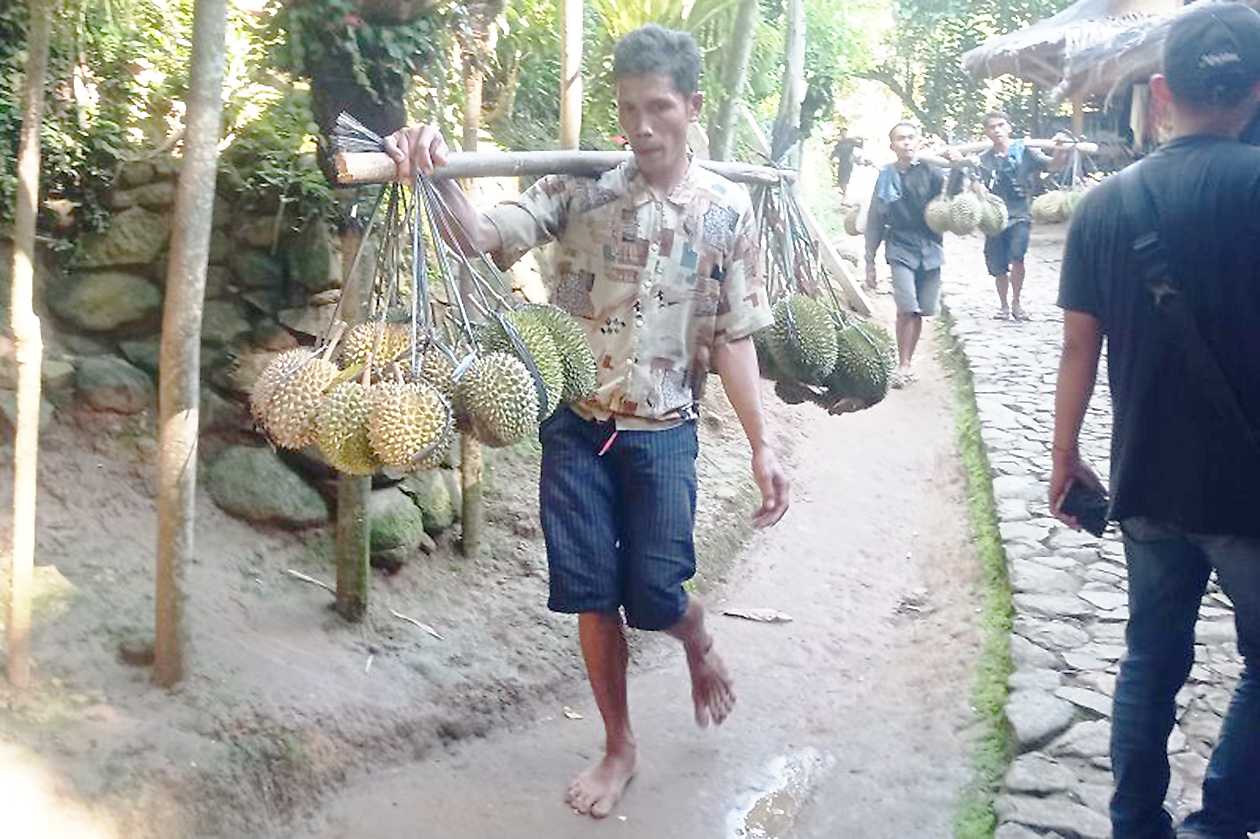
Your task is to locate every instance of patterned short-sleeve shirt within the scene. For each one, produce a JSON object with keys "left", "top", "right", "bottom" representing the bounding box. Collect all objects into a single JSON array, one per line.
[{"left": 484, "top": 158, "right": 771, "bottom": 429}]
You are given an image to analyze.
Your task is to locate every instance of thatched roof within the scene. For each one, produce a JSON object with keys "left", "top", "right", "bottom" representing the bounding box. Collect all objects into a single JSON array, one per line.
[
  {"left": 1055, "top": 0, "right": 1260, "bottom": 102},
  {"left": 962, "top": 0, "right": 1177, "bottom": 90}
]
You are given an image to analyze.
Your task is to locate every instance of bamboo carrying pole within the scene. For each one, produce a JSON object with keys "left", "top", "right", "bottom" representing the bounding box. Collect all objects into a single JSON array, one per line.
[
  {"left": 333, "top": 150, "right": 798, "bottom": 188},
  {"left": 916, "top": 138, "right": 1100, "bottom": 169},
  {"left": 6, "top": 0, "right": 52, "bottom": 690},
  {"left": 153, "top": 0, "right": 230, "bottom": 688}
]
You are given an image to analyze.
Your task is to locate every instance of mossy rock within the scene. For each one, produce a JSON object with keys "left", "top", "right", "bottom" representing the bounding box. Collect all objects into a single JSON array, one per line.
[
  {"left": 400, "top": 469, "right": 455, "bottom": 534},
  {"left": 75, "top": 356, "right": 154, "bottom": 414},
  {"left": 368, "top": 486, "right": 428, "bottom": 553},
  {"left": 206, "top": 445, "right": 328, "bottom": 528},
  {"left": 77, "top": 207, "right": 171, "bottom": 269},
  {"left": 51, "top": 271, "right": 161, "bottom": 332}
]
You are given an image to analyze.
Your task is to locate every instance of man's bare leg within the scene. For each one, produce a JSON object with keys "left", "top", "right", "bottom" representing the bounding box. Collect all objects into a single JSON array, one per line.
[
  {"left": 995, "top": 273, "right": 1011, "bottom": 316},
  {"left": 667, "top": 596, "right": 736, "bottom": 728},
  {"left": 567, "top": 611, "right": 637, "bottom": 818},
  {"left": 895, "top": 312, "right": 923, "bottom": 372},
  {"left": 1010, "top": 260, "right": 1027, "bottom": 319}
]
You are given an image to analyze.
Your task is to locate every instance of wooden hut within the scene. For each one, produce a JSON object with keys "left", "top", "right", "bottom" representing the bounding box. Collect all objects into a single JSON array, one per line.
[{"left": 961, "top": 0, "right": 1182, "bottom": 150}]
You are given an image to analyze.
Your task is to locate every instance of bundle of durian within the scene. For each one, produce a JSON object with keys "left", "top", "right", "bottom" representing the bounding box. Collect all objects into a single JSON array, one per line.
[
  {"left": 1031, "top": 185, "right": 1090, "bottom": 224},
  {"left": 754, "top": 295, "right": 895, "bottom": 416},
  {"left": 251, "top": 325, "right": 348, "bottom": 451}
]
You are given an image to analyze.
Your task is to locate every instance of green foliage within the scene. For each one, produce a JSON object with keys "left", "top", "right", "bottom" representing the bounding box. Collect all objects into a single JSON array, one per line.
[
  {"left": 263, "top": 0, "right": 454, "bottom": 113},
  {"left": 1, "top": 0, "right": 194, "bottom": 232},
  {"left": 874, "top": 0, "right": 1074, "bottom": 138}
]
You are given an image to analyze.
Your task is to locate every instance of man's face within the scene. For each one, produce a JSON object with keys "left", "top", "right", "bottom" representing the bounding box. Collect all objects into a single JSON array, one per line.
[
  {"left": 616, "top": 73, "right": 701, "bottom": 180},
  {"left": 889, "top": 125, "right": 919, "bottom": 163},
  {"left": 984, "top": 117, "right": 1012, "bottom": 143}
]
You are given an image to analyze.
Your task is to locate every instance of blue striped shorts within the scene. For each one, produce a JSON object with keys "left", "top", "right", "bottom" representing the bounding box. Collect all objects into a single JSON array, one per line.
[{"left": 538, "top": 407, "right": 699, "bottom": 631}]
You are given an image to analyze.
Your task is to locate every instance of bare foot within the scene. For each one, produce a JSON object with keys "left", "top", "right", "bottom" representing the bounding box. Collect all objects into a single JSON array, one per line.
[
  {"left": 685, "top": 638, "right": 736, "bottom": 728},
  {"left": 566, "top": 745, "right": 637, "bottom": 819}
]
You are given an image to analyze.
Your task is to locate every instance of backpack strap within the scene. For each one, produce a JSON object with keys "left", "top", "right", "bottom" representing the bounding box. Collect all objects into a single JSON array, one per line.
[{"left": 1116, "top": 165, "right": 1260, "bottom": 457}]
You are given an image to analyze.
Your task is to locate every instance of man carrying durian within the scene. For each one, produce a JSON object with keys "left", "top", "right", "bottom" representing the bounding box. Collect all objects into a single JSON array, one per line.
[
  {"left": 385, "top": 24, "right": 790, "bottom": 820},
  {"left": 969, "top": 112, "right": 1070, "bottom": 322},
  {"left": 864, "top": 121, "right": 952, "bottom": 388}
]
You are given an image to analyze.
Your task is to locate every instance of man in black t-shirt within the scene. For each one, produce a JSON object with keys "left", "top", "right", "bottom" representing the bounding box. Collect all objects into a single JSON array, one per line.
[{"left": 1052, "top": 5, "right": 1260, "bottom": 838}]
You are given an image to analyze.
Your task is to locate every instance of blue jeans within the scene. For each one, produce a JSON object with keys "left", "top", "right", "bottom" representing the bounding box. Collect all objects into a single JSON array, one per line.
[{"left": 1111, "top": 517, "right": 1260, "bottom": 839}]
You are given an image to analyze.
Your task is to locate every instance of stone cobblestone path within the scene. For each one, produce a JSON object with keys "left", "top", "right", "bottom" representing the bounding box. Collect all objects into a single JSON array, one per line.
[{"left": 939, "top": 228, "right": 1245, "bottom": 839}]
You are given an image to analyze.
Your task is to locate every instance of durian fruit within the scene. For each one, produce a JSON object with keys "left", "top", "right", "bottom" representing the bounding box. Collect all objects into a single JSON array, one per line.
[
  {"left": 340, "top": 322, "right": 412, "bottom": 379},
  {"left": 949, "top": 191, "right": 984, "bottom": 235},
  {"left": 457, "top": 352, "right": 540, "bottom": 448},
  {"left": 367, "top": 378, "right": 450, "bottom": 468},
  {"left": 1032, "top": 190, "right": 1068, "bottom": 224},
  {"left": 478, "top": 310, "right": 564, "bottom": 418},
  {"left": 416, "top": 343, "right": 457, "bottom": 402},
  {"left": 752, "top": 327, "right": 783, "bottom": 381},
  {"left": 250, "top": 348, "right": 312, "bottom": 428},
  {"left": 521, "top": 304, "right": 598, "bottom": 403},
  {"left": 1061, "top": 187, "right": 1087, "bottom": 220},
  {"left": 316, "top": 380, "right": 381, "bottom": 476},
  {"left": 767, "top": 294, "right": 839, "bottom": 386},
  {"left": 263, "top": 354, "right": 340, "bottom": 450},
  {"left": 978, "top": 193, "right": 1009, "bottom": 237},
  {"left": 824, "top": 319, "right": 895, "bottom": 409},
  {"left": 924, "top": 192, "right": 953, "bottom": 235}
]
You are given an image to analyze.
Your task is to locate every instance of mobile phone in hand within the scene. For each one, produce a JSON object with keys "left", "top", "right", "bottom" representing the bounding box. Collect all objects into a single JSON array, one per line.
[{"left": 1061, "top": 480, "right": 1109, "bottom": 537}]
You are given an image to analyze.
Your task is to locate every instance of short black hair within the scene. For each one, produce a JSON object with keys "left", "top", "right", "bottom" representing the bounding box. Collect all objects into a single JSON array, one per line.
[
  {"left": 888, "top": 121, "right": 917, "bottom": 141},
  {"left": 983, "top": 111, "right": 1011, "bottom": 128},
  {"left": 613, "top": 25, "right": 702, "bottom": 98}
]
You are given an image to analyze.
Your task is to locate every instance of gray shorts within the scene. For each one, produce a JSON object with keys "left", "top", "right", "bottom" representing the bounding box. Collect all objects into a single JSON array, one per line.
[{"left": 890, "top": 263, "right": 941, "bottom": 316}]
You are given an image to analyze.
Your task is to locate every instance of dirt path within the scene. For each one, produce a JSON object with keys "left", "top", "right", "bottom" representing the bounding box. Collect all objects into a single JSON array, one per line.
[{"left": 287, "top": 315, "right": 984, "bottom": 839}]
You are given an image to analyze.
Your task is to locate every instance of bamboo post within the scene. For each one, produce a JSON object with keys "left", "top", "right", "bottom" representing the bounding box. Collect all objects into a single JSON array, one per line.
[
  {"left": 1072, "top": 97, "right": 1086, "bottom": 136},
  {"left": 458, "top": 39, "right": 487, "bottom": 559},
  {"left": 6, "top": 0, "right": 52, "bottom": 690},
  {"left": 559, "top": 0, "right": 582, "bottom": 150},
  {"left": 154, "top": 0, "right": 230, "bottom": 688},
  {"left": 334, "top": 225, "right": 371, "bottom": 621}
]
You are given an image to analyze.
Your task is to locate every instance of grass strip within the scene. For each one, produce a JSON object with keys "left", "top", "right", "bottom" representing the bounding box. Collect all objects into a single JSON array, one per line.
[{"left": 937, "top": 311, "right": 1016, "bottom": 839}]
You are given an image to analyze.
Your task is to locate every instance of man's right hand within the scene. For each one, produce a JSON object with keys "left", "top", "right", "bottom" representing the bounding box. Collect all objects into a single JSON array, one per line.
[{"left": 383, "top": 123, "right": 450, "bottom": 182}]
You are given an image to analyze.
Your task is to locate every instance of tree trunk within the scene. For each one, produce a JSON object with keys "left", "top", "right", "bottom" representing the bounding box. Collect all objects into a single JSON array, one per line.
[
  {"left": 770, "top": 0, "right": 805, "bottom": 165},
  {"left": 559, "top": 0, "right": 583, "bottom": 150},
  {"left": 857, "top": 69, "right": 940, "bottom": 138},
  {"left": 6, "top": 0, "right": 52, "bottom": 690},
  {"left": 153, "top": 0, "right": 229, "bottom": 689},
  {"left": 707, "top": 0, "right": 759, "bottom": 162}
]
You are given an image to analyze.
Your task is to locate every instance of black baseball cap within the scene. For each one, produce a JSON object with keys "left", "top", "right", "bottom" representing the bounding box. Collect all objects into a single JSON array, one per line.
[{"left": 1163, "top": 2, "right": 1260, "bottom": 106}]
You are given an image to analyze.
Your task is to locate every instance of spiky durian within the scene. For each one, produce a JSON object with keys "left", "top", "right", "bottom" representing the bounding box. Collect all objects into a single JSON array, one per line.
[
  {"left": 767, "top": 294, "right": 839, "bottom": 386},
  {"left": 478, "top": 311, "right": 564, "bottom": 418},
  {"left": 824, "top": 319, "right": 895, "bottom": 409},
  {"left": 340, "top": 322, "right": 411, "bottom": 379},
  {"left": 925, "top": 194, "right": 953, "bottom": 235},
  {"left": 521, "top": 304, "right": 598, "bottom": 403},
  {"left": 979, "top": 193, "right": 1009, "bottom": 237},
  {"left": 457, "top": 352, "right": 540, "bottom": 448},
  {"left": 263, "top": 355, "right": 340, "bottom": 449},
  {"left": 316, "top": 381, "right": 381, "bottom": 476},
  {"left": 1032, "top": 191, "right": 1068, "bottom": 224},
  {"left": 250, "top": 348, "right": 311, "bottom": 428},
  {"left": 949, "top": 191, "right": 984, "bottom": 235},
  {"left": 367, "top": 379, "right": 450, "bottom": 468}
]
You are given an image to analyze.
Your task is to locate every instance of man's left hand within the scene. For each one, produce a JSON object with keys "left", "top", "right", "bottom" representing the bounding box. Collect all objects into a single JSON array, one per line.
[
  {"left": 1049, "top": 447, "right": 1104, "bottom": 529},
  {"left": 751, "top": 447, "right": 790, "bottom": 528}
]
